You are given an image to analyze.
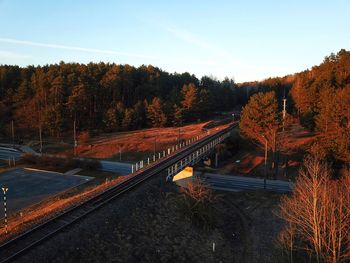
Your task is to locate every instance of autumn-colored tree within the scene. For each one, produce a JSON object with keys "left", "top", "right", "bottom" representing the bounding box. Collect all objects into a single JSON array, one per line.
[
  {"left": 312, "top": 85, "right": 350, "bottom": 162},
  {"left": 239, "top": 91, "right": 281, "bottom": 152},
  {"left": 240, "top": 91, "right": 293, "bottom": 176},
  {"left": 290, "top": 50, "right": 350, "bottom": 163},
  {"left": 147, "top": 97, "right": 167, "bottom": 127},
  {"left": 0, "top": 62, "right": 239, "bottom": 138},
  {"left": 181, "top": 83, "right": 199, "bottom": 122}
]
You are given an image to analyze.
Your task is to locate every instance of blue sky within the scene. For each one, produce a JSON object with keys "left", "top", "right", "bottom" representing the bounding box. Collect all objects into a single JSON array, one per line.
[{"left": 0, "top": 0, "right": 349, "bottom": 82}]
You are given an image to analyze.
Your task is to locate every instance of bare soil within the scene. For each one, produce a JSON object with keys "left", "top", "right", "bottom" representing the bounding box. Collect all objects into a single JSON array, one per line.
[{"left": 218, "top": 122, "right": 316, "bottom": 181}]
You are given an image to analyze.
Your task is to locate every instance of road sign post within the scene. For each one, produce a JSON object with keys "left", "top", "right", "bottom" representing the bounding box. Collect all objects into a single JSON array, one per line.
[{"left": 2, "top": 187, "right": 9, "bottom": 234}]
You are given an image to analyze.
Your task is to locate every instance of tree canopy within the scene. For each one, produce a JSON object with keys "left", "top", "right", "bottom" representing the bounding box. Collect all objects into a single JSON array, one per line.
[
  {"left": 290, "top": 49, "right": 350, "bottom": 162},
  {"left": 0, "top": 63, "right": 242, "bottom": 138}
]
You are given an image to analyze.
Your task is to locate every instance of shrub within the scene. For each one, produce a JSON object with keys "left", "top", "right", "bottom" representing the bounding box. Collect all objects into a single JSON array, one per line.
[
  {"left": 78, "top": 131, "right": 90, "bottom": 144},
  {"left": 21, "top": 154, "right": 101, "bottom": 171},
  {"left": 177, "top": 178, "right": 220, "bottom": 229}
]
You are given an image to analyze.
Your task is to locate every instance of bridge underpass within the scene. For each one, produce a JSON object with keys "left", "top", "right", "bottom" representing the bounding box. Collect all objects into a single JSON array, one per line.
[
  {"left": 162, "top": 127, "right": 293, "bottom": 193},
  {"left": 165, "top": 131, "right": 230, "bottom": 181}
]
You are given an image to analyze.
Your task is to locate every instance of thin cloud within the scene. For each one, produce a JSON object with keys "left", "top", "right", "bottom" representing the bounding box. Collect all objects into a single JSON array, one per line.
[
  {"left": 0, "top": 50, "right": 32, "bottom": 60},
  {"left": 0, "top": 37, "right": 235, "bottom": 68},
  {"left": 0, "top": 38, "right": 160, "bottom": 60},
  {"left": 0, "top": 37, "right": 251, "bottom": 80},
  {"left": 165, "top": 26, "right": 231, "bottom": 58}
]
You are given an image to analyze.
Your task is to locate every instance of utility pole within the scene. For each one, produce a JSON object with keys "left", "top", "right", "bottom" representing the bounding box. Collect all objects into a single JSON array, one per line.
[
  {"left": 119, "top": 147, "right": 122, "bottom": 161},
  {"left": 73, "top": 119, "right": 77, "bottom": 156},
  {"left": 39, "top": 124, "right": 43, "bottom": 155},
  {"left": 11, "top": 120, "right": 14, "bottom": 147},
  {"left": 282, "top": 98, "right": 287, "bottom": 132},
  {"left": 2, "top": 187, "right": 8, "bottom": 234},
  {"left": 154, "top": 137, "right": 157, "bottom": 156},
  {"left": 264, "top": 138, "right": 268, "bottom": 189}
]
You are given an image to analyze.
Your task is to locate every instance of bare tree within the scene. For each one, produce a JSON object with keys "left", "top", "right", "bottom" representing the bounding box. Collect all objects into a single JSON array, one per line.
[
  {"left": 179, "top": 178, "right": 219, "bottom": 227},
  {"left": 279, "top": 157, "right": 350, "bottom": 263}
]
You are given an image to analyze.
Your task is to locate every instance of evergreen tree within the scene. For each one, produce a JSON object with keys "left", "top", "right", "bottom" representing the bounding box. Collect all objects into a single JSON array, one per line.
[
  {"left": 181, "top": 83, "right": 198, "bottom": 122},
  {"left": 239, "top": 91, "right": 281, "bottom": 150},
  {"left": 173, "top": 103, "right": 184, "bottom": 126},
  {"left": 103, "top": 107, "right": 118, "bottom": 132},
  {"left": 147, "top": 97, "right": 167, "bottom": 127},
  {"left": 122, "top": 108, "right": 135, "bottom": 131}
]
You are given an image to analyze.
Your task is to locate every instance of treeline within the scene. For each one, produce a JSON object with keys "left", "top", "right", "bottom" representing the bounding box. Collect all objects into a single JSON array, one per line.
[
  {"left": 0, "top": 62, "right": 244, "bottom": 138},
  {"left": 290, "top": 49, "right": 350, "bottom": 162},
  {"left": 238, "top": 75, "right": 295, "bottom": 112},
  {"left": 240, "top": 49, "right": 350, "bottom": 163}
]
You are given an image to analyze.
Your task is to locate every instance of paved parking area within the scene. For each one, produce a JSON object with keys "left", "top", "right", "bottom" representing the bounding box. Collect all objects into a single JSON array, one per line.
[{"left": 0, "top": 168, "right": 92, "bottom": 214}]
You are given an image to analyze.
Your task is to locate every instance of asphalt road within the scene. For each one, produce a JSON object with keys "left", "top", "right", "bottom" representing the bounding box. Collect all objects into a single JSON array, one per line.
[
  {"left": 0, "top": 168, "right": 91, "bottom": 215},
  {"left": 99, "top": 160, "right": 132, "bottom": 175},
  {"left": 0, "top": 147, "right": 22, "bottom": 161},
  {"left": 200, "top": 173, "right": 293, "bottom": 193}
]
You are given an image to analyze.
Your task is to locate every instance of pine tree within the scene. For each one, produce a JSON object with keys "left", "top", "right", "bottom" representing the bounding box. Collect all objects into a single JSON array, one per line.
[
  {"left": 239, "top": 91, "right": 281, "bottom": 150},
  {"left": 173, "top": 103, "right": 184, "bottom": 126},
  {"left": 103, "top": 107, "right": 118, "bottom": 132},
  {"left": 147, "top": 97, "right": 167, "bottom": 127},
  {"left": 133, "top": 100, "right": 147, "bottom": 129},
  {"left": 122, "top": 108, "right": 135, "bottom": 131},
  {"left": 181, "top": 83, "right": 198, "bottom": 122},
  {"left": 198, "top": 89, "right": 210, "bottom": 119}
]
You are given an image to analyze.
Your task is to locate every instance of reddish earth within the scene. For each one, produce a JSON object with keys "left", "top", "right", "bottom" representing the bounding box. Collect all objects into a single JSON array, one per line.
[
  {"left": 230, "top": 153, "right": 264, "bottom": 174},
  {"left": 283, "top": 123, "right": 317, "bottom": 151},
  {"left": 74, "top": 122, "right": 230, "bottom": 160},
  {"left": 219, "top": 122, "right": 316, "bottom": 178}
]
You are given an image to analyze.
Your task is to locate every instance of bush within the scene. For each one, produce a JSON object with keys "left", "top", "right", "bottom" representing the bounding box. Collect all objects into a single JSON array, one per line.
[
  {"left": 80, "top": 159, "right": 101, "bottom": 170},
  {"left": 21, "top": 154, "right": 101, "bottom": 171},
  {"left": 21, "top": 153, "right": 39, "bottom": 164},
  {"left": 300, "top": 112, "right": 315, "bottom": 131},
  {"left": 78, "top": 131, "right": 90, "bottom": 143},
  {"left": 177, "top": 178, "right": 220, "bottom": 229}
]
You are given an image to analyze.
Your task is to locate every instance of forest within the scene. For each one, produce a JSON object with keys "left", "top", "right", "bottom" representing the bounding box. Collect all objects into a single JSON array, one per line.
[
  {"left": 291, "top": 49, "right": 350, "bottom": 163},
  {"left": 0, "top": 50, "right": 349, "bottom": 163},
  {"left": 240, "top": 49, "right": 350, "bottom": 164},
  {"left": 0, "top": 63, "right": 245, "bottom": 138}
]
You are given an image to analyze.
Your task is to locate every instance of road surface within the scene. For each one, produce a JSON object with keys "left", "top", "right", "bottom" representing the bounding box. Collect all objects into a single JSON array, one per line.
[
  {"left": 200, "top": 172, "right": 293, "bottom": 193},
  {"left": 0, "top": 147, "right": 22, "bottom": 161},
  {"left": 0, "top": 168, "right": 92, "bottom": 215},
  {"left": 99, "top": 160, "right": 132, "bottom": 175}
]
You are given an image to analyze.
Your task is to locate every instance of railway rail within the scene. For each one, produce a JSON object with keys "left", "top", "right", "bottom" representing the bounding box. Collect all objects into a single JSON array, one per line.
[{"left": 0, "top": 123, "right": 236, "bottom": 262}]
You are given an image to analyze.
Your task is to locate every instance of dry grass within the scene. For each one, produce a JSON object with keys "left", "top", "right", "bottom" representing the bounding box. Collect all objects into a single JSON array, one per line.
[
  {"left": 71, "top": 122, "right": 229, "bottom": 160},
  {"left": 217, "top": 122, "right": 316, "bottom": 177},
  {"left": 282, "top": 123, "right": 317, "bottom": 151},
  {"left": 231, "top": 153, "right": 264, "bottom": 174}
]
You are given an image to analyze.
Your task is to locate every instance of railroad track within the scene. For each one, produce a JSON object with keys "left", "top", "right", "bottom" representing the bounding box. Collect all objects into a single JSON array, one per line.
[{"left": 0, "top": 123, "right": 236, "bottom": 262}]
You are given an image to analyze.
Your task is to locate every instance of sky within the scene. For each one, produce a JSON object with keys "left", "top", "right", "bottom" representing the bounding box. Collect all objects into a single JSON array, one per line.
[{"left": 0, "top": 0, "right": 349, "bottom": 82}]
